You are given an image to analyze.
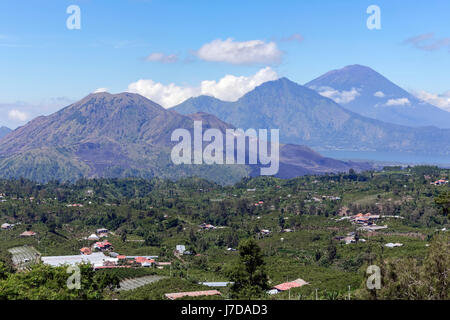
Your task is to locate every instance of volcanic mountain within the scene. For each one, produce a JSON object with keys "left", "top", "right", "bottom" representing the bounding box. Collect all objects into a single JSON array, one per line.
[
  {"left": 0, "top": 92, "right": 367, "bottom": 183},
  {"left": 173, "top": 77, "right": 450, "bottom": 155},
  {"left": 305, "top": 64, "right": 450, "bottom": 128},
  {"left": 0, "top": 126, "right": 11, "bottom": 139}
]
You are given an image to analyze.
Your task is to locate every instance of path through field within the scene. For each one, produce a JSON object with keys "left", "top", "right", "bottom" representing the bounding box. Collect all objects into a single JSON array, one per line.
[
  {"left": 117, "top": 275, "right": 166, "bottom": 291},
  {"left": 8, "top": 246, "right": 41, "bottom": 270}
]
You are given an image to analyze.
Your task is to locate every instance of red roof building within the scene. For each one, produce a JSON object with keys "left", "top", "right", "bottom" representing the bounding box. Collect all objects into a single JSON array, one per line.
[
  {"left": 80, "top": 247, "right": 92, "bottom": 255},
  {"left": 273, "top": 278, "right": 309, "bottom": 291},
  {"left": 20, "top": 231, "right": 36, "bottom": 237},
  {"left": 135, "top": 257, "right": 155, "bottom": 265},
  {"left": 94, "top": 240, "right": 113, "bottom": 251}
]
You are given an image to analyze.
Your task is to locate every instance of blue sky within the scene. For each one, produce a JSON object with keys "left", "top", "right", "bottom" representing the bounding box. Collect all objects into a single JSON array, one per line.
[{"left": 0, "top": 0, "right": 449, "bottom": 128}]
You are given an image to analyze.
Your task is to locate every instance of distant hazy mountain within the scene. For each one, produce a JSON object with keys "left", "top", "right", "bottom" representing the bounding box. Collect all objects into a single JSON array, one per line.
[
  {"left": 0, "top": 92, "right": 365, "bottom": 183},
  {"left": 305, "top": 64, "right": 450, "bottom": 128},
  {"left": 173, "top": 78, "right": 450, "bottom": 155},
  {"left": 0, "top": 126, "right": 11, "bottom": 139}
]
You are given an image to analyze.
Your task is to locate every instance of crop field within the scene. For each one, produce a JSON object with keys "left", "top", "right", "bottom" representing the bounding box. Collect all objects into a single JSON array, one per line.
[
  {"left": 8, "top": 246, "right": 41, "bottom": 269},
  {"left": 118, "top": 275, "right": 167, "bottom": 291}
]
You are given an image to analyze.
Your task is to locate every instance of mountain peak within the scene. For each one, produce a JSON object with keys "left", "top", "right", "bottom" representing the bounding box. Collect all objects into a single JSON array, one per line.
[
  {"left": 84, "top": 91, "right": 148, "bottom": 101},
  {"left": 68, "top": 91, "right": 166, "bottom": 115},
  {"left": 0, "top": 126, "right": 12, "bottom": 139},
  {"left": 306, "top": 65, "right": 450, "bottom": 128},
  {"left": 308, "top": 64, "right": 383, "bottom": 87},
  {"left": 342, "top": 64, "right": 375, "bottom": 72}
]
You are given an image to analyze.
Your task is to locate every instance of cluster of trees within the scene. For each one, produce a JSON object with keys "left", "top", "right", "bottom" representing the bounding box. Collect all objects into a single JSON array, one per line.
[
  {"left": 0, "top": 263, "right": 120, "bottom": 300},
  {"left": 360, "top": 233, "right": 449, "bottom": 300}
]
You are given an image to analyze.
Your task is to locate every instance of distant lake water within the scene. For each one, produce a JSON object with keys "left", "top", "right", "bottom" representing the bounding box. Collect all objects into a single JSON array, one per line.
[{"left": 319, "top": 150, "right": 450, "bottom": 166}]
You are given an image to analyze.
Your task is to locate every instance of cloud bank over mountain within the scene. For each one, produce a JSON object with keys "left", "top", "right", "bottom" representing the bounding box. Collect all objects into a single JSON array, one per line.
[
  {"left": 412, "top": 90, "right": 450, "bottom": 112},
  {"left": 127, "top": 67, "right": 279, "bottom": 107}
]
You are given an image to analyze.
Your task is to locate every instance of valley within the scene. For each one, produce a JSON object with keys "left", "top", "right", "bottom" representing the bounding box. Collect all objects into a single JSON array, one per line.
[{"left": 0, "top": 166, "right": 448, "bottom": 300}]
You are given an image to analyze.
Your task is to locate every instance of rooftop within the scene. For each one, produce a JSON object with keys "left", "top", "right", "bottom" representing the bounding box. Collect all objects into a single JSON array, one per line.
[{"left": 165, "top": 290, "right": 221, "bottom": 300}]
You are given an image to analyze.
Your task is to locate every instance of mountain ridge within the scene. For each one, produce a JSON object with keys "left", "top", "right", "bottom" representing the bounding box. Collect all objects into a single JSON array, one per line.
[
  {"left": 173, "top": 77, "right": 450, "bottom": 155},
  {"left": 0, "top": 92, "right": 367, "bottom": 183}
]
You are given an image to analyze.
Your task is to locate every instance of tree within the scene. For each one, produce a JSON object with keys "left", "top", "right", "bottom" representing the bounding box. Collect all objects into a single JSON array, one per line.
[
  {"left": 144, "top": 232, "right": 161, "bottom": 246},
  {"left": 0, "top": 263, "right": 120, "bottom": 300},
  {"left": 435, "top": 191, "right": 450, "bottom": 216},
  {"left": 225, "top": 238, "right": 269, "bottom": 299},
  {"left": 327, "top": 241, "right": 337, "bottom": 262},
  {"left": 121, "top": 230, "right": 128, "bottom": 242},
  {"left": 0, "top": 262, "right": 9, "bottom": 280}
]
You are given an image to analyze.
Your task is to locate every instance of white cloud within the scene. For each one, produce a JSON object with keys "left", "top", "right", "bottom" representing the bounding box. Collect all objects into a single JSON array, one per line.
[
  {"left": 127, "top": 67, "right": 279, "bottom": 108},
  {"left": 413, "top": 90, "right": 450, "bottom": 112},
  {"left": 127, "top": 80, "right": 198, "bottom": 108},
  {"left": 8, "top": 109, "right": 30, "bottom": 122},
  {"left": 315, "top": 86, "right": 360, "bottom": 104},
  {"left": 385, "top": 98, "right": 410, "bottom": 106},
  {"left": 196, "top": 38, "right": 282, "bottom": 65},
  {"left": 200, "top": 66, "right": 278, "bottom": 101},
  {"left": 281, "top": 33, "right": 304, "bottom": 43},
  {"left": 404, "top": 33, "right": 450, "bottom": 52},
  {"left": 374, "top": 91, "right": 385, "bottom": 98},
  {"left": 1, "top": 97, "right": 74, "bottom": 128},
  {"left": 93, "top": 88, "right": 109, "bottom": 93},
  {"left": 145, "top": 52, "right": 178, "bottom": 63}
]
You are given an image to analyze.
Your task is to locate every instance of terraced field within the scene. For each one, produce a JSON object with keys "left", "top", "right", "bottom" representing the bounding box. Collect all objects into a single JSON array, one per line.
[
  {"left": 8, "top": 246, "right": 41, "bottom": 270},
  {"left": 118, "top": 275, "right": 166, "bottom": 291}
]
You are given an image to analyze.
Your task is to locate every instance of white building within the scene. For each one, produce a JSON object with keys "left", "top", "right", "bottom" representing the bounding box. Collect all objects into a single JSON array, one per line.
[
  {"left": 41, "top": 252, "right": 117, "bottom": 267},
  {"left": 87, "top": 234, "right": 100, "bottom": 240},
  {"left": 1, "top": 223, "right": 12, "bottom": 230}
]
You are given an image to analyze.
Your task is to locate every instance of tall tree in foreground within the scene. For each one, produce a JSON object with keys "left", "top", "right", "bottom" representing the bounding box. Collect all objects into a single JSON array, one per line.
[{"left": 225, "top": 238, "right": 269, "bottom": 299}]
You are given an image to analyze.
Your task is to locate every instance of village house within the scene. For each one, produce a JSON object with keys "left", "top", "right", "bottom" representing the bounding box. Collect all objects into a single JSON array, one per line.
[
  {"left": 268, "top": 278, "right": 309, "bottom": 294},
  {"left": 87, "top": 233, "right": 100, "bottom": 241},
  {"left": 135, "top": 256, "right": 155, "bottom": 267},
  {"left": 80, "top": 247, "right": 92, "bottom": 255},
  {"left": 1, "top": 223, "right": 12, "bottom": 230},
  {"left": 96, "top": 228, "right": 108, "bottom": 235},
  {"left": 93, "top": 240, "right": 113, "bottom": 251},
  {"left": 199, "top": 282, "right": 234, "bottom": 287},
  {"left": 66, "top": 203, "right": 83, "bottom": 207},
  {"left": 175, "top": 245, "right": 186, "bottom": 254},
  {"left": 199, "top": 223, "right": 216, "bottom": 230},
  {"left": 385, "top": 242, "right": 403, "bottom": 248},
  {"left": 20, "top": 231, "right": 36, "bottom": 237},
  {"left": 342, "top": 236, "right": 356, "bottom": 244},
  {"left": 431, "top": 179, "right": 449, "bottom": 185}
]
